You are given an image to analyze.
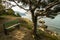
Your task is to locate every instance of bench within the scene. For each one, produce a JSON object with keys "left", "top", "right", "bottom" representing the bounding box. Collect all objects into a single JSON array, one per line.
[{"left": 3, "top": 19, "right": 20, "bottom": 35}]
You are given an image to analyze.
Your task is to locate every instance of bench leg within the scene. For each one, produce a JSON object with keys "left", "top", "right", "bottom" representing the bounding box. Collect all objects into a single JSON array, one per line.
[
  {"left": 4, "top": 29, "right": 9, "bottom": 35},
  {"left": 16, "top": 25, "right": 20, "bottom": 29}
]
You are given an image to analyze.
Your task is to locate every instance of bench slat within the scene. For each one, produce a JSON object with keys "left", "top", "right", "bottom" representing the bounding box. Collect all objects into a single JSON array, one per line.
[{"left": 6, "top": 23, "right": 20, "bottom": 29}]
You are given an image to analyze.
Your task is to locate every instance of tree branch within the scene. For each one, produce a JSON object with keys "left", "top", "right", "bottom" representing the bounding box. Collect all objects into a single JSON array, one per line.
[
  {"left": 13, "top": 1, "right": 29, "bottom": 11},
  {"left": 37, "top": 1, "right": 60, "bottom": 16},
  {"left": 45, "top": 1, "right": 60, "bottom": 12}
]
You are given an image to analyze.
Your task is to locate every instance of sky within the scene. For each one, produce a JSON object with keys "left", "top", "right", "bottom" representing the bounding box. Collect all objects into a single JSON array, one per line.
[
  {"left": 10, "top": 1, "right": 27, "bottom": 13},
  {"left": 2, "top": 1, "right": 28, "bottom": 13},
  {"left": 12, "top": 6, "right": 26, "bottom": 13}
]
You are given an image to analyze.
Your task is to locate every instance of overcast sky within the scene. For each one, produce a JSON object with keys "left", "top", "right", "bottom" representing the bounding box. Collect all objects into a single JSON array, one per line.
[
  {"left": 2, "top": 1, "right": 28, "bottom": 13},
  {"left": 10, "top": 1, "right": 27, "bottom": 13}
]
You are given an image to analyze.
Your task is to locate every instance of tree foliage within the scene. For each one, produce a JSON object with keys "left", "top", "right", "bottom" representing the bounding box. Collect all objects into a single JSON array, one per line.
[
  {"left": 0, "top": 4, "right": 5, "bottom": 15},
  {"left": 6, "top": 9, "right": 15, "bottom": 15},
  {"left": 0, "top": 0, "right": 2, "bottom": 3}
]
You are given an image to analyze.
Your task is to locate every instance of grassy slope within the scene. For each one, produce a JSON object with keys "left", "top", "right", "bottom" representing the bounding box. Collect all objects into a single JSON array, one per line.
[
  {"left": 0, "top": 15, "right": 20, "bottom": 32},
  {"left": 0, "top": 15, "right": 60, "bottom": 40},
  {"left": 17, "top": 17, "right": 60, "bottom": 40}
]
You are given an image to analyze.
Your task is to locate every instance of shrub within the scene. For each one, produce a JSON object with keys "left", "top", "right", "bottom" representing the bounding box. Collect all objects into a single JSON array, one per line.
[
  {"left": 19, "top": 18, "right": 33, "bottom": 30},
  {"left": 6, "top": 9, "right": 15, "bottom": 15},
  {"left": 16, "top": 13, "right": 21, "bottom": 17}
]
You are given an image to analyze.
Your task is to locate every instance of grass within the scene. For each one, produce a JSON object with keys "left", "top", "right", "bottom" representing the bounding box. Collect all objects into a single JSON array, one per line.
[
  {"left": 19, "top": 18, "right": 33, "bottom": 30},
  {"left": 0, "top": 15, "right": 59, "bottom": 40},
  {"left": 36, "top": 29, "right": 59, "bottom": 40},
  {"left": 19, "top": 18, "right": 60, "bottom": 40}
]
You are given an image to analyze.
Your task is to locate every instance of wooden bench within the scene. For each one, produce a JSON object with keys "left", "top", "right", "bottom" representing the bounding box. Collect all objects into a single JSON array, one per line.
[{"left": 3, "top": 19, "right": 20, "bottom": 35}]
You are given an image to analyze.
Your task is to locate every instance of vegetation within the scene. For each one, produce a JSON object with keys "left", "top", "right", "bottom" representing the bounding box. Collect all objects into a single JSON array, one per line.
[
  {"left": 19, "top": 18, "right": 60, "bottom": 40},
  {"left": 19, "top": 18, "right": 33, "bottom": 30},
  {"left": 0, "top": 0, "right": 2, "bottom": 3},
  {"left": 36, "top": 29, "right": 58, "bottom": 40},
  {"left": 0, "top": 0, "right": 60, "bottom": 40},
  {"left": 0, "top": 8, "right": 20, "bottom": 17},
  {"left": 16, "top": 13, "right": 21, "bottom": 17},
  {"left": 0, "top": 4, "right": 5, "bottom": 15},
  {"left": 0, "top": 3, "right": 15, "bottom": 16},
  {"left": 18, "top": 18, "right": 60, "bottom": 40},
  {"left": 6, "top": 9, "right": 15, "bottom": 15},
  {"left": 8, "top": 0, "right": 60, "bottom": 39},
  {"left": 0, "top": 0, "right": 20, "bottom": 17}
]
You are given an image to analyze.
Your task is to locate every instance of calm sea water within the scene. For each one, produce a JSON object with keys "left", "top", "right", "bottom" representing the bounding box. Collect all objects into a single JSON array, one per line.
[
  {"left": 46, "top": 15, "right": 60, "bottom": 34},
  {"left": 38, "top": 14, "right": 60, "bottom": 35}
]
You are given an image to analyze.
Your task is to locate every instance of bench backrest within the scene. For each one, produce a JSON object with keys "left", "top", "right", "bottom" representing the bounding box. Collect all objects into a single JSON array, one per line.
[{"left": 3, "top": 19, "right": 19, "bottom": 28}]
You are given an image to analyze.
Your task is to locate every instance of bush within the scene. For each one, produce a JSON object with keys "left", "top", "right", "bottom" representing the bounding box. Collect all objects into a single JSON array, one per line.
[
  {"left": 16, "top": 13, "right": 21, "bottom": 17},
  {"left": 6, "top": 9, "right": 15, "bottom": 15},
  {"left": 0, "top": 8, "right": 16, "bottom": 16},
  {"left": 19, "top": 18, "right": 33, "bottom": 30}
]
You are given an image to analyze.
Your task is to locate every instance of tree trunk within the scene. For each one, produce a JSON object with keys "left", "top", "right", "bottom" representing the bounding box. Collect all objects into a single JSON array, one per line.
[
  {"left": 30, "top": 10, "right": 37, "bottom": 40},
  {"left": 34, "top": 16, "right": 37, "bottom": 35}
]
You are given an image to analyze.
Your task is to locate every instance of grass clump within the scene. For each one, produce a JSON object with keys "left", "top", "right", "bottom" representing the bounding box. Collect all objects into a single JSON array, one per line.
[
  {"left": 36, "top": 29, "right": 59, "bottom": 40},
  {"left": 19, "top": 18, "right": 33, "bottom": 30}
]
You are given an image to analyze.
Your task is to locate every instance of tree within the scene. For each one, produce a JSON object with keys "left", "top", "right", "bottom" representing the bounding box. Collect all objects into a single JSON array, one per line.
[
  {"left": 6, "top": 8, "right": 15, "bottom": 15},
  {"left": 0, "top": 0, "right": 2, "bottom": 3},
  {"left": 6, "top": 0, "right": 60, "bottom": 40},
  {"left": 0, "top": 2, "right": 15, "bottom": 16},
  {"left": 0, "top": 4, "right": 5, "bottom": 15}
]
